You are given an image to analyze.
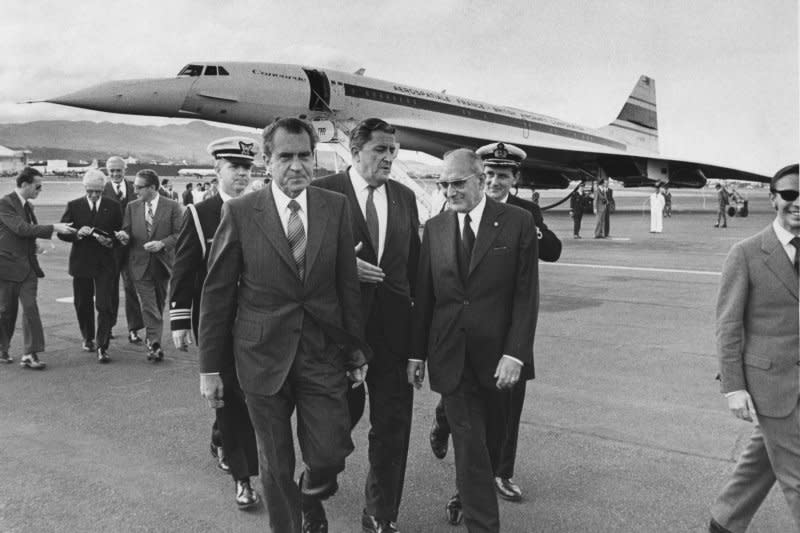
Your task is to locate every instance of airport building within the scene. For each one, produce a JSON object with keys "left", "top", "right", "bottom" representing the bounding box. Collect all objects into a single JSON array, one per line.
[{"left": 0, "top": 145, "right": 29, "bottom": 174}]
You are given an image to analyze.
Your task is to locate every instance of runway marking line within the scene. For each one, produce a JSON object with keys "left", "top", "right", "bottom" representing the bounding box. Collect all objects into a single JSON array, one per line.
[{"left": 545, "top": 262, "right": 720, "bottom": 276}]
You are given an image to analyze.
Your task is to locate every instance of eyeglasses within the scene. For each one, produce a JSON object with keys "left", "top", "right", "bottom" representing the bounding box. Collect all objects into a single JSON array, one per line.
[
  {"left": 34, "top": 184, "right": 42, "bottom": 191},
  {"left": 438, "top": 173, "right": 483, "bottom": 190},
  {"left": 771, "top": 189, "right": 800, "bottom": 202}
]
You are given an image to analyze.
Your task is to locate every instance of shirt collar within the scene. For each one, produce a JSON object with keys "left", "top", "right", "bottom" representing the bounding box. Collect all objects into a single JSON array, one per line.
[
  {"left": 86, "top": 196, "right": 101, "bottom": 208},
  {"left": 148, "top": 193, "right": 160, "bottom": 210},
  {"left": 14, "top": 190, "right": 27, "bottom": 206},
  {"left": 458, "top": 193, "right": 487, "bottom": 225},
  {"left": 348, "top": 166, "right": 385, "bottom": 193},
  {"left": 218, "top": 189, "right": 233, "bottom": 203},
  {"left": 497, "top": 193, "right": 510, "bottom": 204},
  {"left": 773, "top": 218, "right": 798, "bottom": 246},
  {"left": 271, "top": 181, "right": 307, "bottom": 213}
]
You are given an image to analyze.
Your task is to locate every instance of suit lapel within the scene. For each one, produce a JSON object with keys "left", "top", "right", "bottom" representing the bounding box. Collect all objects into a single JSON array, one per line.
[
  {"left": 382, "top": 181, "right": 401, "bottom": 266},
  {"left": 8, "top": 193, "right": 25, "bottom": 219},
  {"left": 434, "top": 211, "right": 462, "bottom": 288},
  {"left": 252, "top": 188, "right": 298, "bottom": 275},
  {"left": 762, "top": 227, "right": 799, "bottom": 300},
  {"left": 305, "top": 188, "right": 330, "bottom": 278},
  {"left": 469, "top": 198, "right": 503, "bottom": 276}
]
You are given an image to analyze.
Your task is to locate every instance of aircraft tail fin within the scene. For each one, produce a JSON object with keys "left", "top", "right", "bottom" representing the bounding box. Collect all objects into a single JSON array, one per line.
[{"left": 601, "top": 75, "right": 659, "bottom": 153}]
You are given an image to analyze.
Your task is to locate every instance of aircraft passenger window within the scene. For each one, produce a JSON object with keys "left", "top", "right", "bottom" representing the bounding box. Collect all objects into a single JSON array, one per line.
[
  {"left": 178, "top": 64, "right": 204, "bottom": 77},
  {"left": 218, "top": 66, "right": 229, "bottom": 76},
  {"left": 205, "top": 66, "right": 218, "bottom": 76}
]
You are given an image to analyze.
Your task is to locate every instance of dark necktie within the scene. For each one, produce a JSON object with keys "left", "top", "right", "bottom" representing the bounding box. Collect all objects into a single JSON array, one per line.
[
  {"left": 287, "top": 200, "right": 306, "bottom": 280},
  {"left": 90, "top": 201, "right": 97, "bottom": 224},
  {"left": 790, "top": 236, "right": 800, "bottom": 275},
  {"left": 116, "top": 183, "right": 124, "bottom": 202},
  {"left": 365, "top": 185, "right": 380, "bottom": 256},
  {"left": 462, "top": 213, "right": 475, "bottom": 259},
  {"left": 145, "top": 202, "right": 153, "bottom": 238},
  {"left": 24, "top": 202, "right": 35, "bottom": 224}
]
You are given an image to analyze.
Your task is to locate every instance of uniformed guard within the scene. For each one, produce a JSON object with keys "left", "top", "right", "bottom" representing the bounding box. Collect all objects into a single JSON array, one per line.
[
  {"left": 430, "top": 141, "right": 560, "bottom": 524},
  {"left": 169, "top": 136, "right": 260, "bottom": 510}
]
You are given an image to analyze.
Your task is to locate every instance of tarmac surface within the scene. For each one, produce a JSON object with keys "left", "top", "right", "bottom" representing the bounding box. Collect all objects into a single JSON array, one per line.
[{"left": 1, "top": 189, "right": 795, "bottom": 532}]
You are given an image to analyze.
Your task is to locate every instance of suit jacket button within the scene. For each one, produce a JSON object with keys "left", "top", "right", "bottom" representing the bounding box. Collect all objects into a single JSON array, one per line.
[{"left": 463, "top": 299, "right": 469, "bottom": 305}]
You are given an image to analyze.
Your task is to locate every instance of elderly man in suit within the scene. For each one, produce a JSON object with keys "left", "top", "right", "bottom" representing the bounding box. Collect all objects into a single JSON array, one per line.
[
  {"left": 199, "top": 118, "right": 368, "bottom": 533},
  {"left": 169, "top": 137, "right": 260, "bottom": 509},
  {"left": 58, "top": 169, "right": 123, "bottom": 362},
  {"left": 103, "top": 156, "right": 144, "bottom": 345},
  {"left": 409, "top": 148, "right": 538, "bottom": 533},
  {"left": 314, "top": 117, "right": 420, "bottom": 533},
  {"left": 0, "top": 167, "right": 75, "bottom": 368},
  {"left": 708, "top": 163, "right": 800, "bottom": 533},
  {"left": 429, "top": 142, "right": 558, "bottom": 515},
  {"left": 119, "top": 169, "right": 182, "bottom": 362}
]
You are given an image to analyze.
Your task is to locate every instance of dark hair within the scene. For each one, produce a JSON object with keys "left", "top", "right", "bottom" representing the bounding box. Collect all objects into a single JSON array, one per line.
[
  {"left": 261, "top": 118, "right": 317, "bottom": 160},
  {"left": 135, "top": 169, "right": 160, "bottom": 189},
  {"left": 770, "top": 163, "right": 799, "bottom": 190},
  {"left": 349, "top": 118, "right": 395, "bottom": 153},
  {"left": 161, "top": 178, "right": 169, "bottom": 186},
  {"left": 16, "top": 166, "right": 42, "bottom": 187},
  {"left": 185, "top": 183, "right": 192, "bottom": 190}
]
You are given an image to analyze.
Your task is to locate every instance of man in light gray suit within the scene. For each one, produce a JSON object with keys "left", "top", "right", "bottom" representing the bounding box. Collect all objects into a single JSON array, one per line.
[
  {"left": 709, "top": 163, "right": 800, "bottom": 533},
  {"left": 119, "top": 169, "right": 183, "bottom": 362}
]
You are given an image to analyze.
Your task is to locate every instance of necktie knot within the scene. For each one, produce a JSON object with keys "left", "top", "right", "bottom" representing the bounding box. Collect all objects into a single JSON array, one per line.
[
  {"left": 288, "top": 199, "right": 301, "bottom": 213},
  {"left": 791, "top": 236, "right": 800, "bottom": 274},
  {"left": 790, "top": 236, "right": 800, "bottom": 249}
]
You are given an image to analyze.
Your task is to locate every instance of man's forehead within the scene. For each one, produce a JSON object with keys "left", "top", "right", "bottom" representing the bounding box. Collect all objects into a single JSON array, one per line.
[
  {"left": 484, "top": 165, "right": 515, "bottom": 177},
  {"left": 366, "top": 131, "right": 396, "bottom": 144},
  {"left": 774, "top": 173, "right": 799, "bottom": 190}
]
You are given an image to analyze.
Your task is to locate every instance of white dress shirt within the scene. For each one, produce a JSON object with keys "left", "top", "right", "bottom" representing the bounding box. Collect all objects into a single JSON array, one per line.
[
  {"left": 348, "top": 167, "right": 388, "bottom": 262},
  {"left": 271, "top": 181, "right": 308, "bottom": 237},
  {"left": 15, "top": 190, "right": 28, "bottom": 207},
  {"left": 113, "top": 181, "right": 126, "bottom": 201},
  {"left": 773, "top": 219, "right": 800, "bottom": 264},
  {"left": 86, "top": 197, "right": 102, "bottom": 211},
  {"left": 146, "top": 193, "right": 160, "bottom": 217}
]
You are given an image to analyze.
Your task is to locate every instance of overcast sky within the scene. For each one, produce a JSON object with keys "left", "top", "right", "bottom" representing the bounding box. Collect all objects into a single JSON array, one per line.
[{"left": 3, "top": 0, "right": 797, "bottom": 174}]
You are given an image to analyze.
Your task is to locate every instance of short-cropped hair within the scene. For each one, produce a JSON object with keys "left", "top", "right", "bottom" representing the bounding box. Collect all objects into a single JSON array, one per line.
[
  {"left": 770, "top": 163, "right": 799, "bottom": 189},
  {"left": 16, "top": 166, "right": 42, "bottom": 187},
  {"left": 349, "top": 118, "right": 396, "bottom": 153},
  {"left": 261, "top": 118, "right": 317, "bottom": 160},
  {"left": 135, "top": 169, "right": 160, "bottom": 189}
]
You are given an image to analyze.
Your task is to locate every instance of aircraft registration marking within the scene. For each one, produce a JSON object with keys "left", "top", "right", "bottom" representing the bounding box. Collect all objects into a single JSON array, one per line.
[{"left": 543, "top": 262, "right": 720, "bottom": 276}]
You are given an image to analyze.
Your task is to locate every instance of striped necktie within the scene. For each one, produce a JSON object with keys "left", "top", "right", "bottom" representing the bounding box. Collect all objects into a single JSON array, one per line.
[
  {"left": 790, "top": 236, "right": 800, "bottom": 275},
  {"left": 287, "top": 200, "right": 306, "bottom": 280},
  {"left": 145, "top": 202, "right": 153, "bottom": 238}
]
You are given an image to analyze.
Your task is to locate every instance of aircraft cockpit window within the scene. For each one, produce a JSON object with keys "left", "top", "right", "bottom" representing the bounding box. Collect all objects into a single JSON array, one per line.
[
  {"left": 218, "top": 66, "right": 229, "bottom": 76},
  {"left": 178, "top": 64, "right": 204, "bottom": 77},
  {"left": 205, "top": 66, "right": 218, "bottom": 76}
]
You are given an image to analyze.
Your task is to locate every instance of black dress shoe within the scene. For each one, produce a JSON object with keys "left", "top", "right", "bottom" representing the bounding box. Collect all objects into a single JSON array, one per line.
[
  {"left": 362, "top": 510, "right": 399, "bottom": 533},
  {"left": 235, "top": 479, "right": 259, "bottom": 510},
  {"left": 0, "top": 352, "right": 12, "bottom": 364},
  {"left": 82, "top": 340, "right": 96, "bottom": 352},
  {"left": 128, "top": 330, "right": 143, "bottom": 344},
  {"left": 430, "top": 419, "right": 449, "bottom": 459},
  {"left": 97, "top": 348, "right": 110, "bottom": 363},
  {"left": 709, "top": 518, "right": 733, "bottom": 533},
  {"left": 494, "top": 476, "right": 522, "bottom": 502},
  {"left": 445, "top": 493, "right": 463, "bottom": 526},
  {"left": 302, "top": 500, "right": 328, "bottom": 533},
  {"left": 146, "top": 342, "right": 164, "bottom": 362}
]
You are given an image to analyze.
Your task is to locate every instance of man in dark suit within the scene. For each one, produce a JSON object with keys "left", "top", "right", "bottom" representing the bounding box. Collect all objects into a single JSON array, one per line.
[
  {"left": 313, "top": 118, "right": 420, "bottom": 533},
  {"left": 102, "top": 156, "right": 144, "bottom": 345},
  {"left": 409, "top": 148, "right": 538, "bottom": 533},
  {"left": 0, "top": 167, "right": 76, "bottom": 368},
  {"left": 169, "top": 136, "right": 260, "bottom": 509},
  {"left": 199, "top": 118, "right": 368, "bottom": 533},
  {"left": 58, "top": 169, "right": 123, "bottom": 362},
  {"left": 569, "top": 184, "right": 588, "bottom": 238},
  {"left": 594, "top": 178, "right": 611, "bottom": 238},
  {"left": 708, "top": 163, "right": 800, "bottom": 533},
  {"left": 119, "top": 169, "right": 183, "bottom": 362}
]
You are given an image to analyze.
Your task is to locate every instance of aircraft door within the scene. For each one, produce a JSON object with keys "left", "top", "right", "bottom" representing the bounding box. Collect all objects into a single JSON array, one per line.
[
  {"left": 303, "top": 69, "right": 331, "bottom": 112},
  {"left": 522, "top": 120, "right": 530, "bottom": 139}
]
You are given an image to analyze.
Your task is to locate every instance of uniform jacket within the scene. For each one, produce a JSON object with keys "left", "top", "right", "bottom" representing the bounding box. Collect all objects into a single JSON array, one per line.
[
  {"left": 717, "top": 225, "right": 800, "bottom": 418},
  {"left": 122, "top": 196, "right": 183, "bottom": 281},
  {"left": 58, "top": 196, "right": 123, "bottom": 277},
  {"left": 412, "top": 197, "right": 539, "bottom": 395},
  {"left": 169, "top": 194, "right": 224, "bottom": 335},
  {"left": 507, "top": 193, "right": 561, "bottom": 262},
  {"left": 198, "top": 186, "right": 368, "bottom": 394},
  {"left": 312, "top": 171, "right": 420, "bottom": 357},
  {"left": 0, "top": 192, "right": 53, "bottom": 282}
]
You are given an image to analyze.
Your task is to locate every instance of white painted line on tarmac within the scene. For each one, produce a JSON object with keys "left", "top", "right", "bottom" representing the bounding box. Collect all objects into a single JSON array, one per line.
[{"left": 544, "top": 262, "right": 721, "bottom": 276}]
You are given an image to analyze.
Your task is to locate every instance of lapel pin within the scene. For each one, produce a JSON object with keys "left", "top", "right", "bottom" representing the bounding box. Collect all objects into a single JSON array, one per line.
[{"left": 493, "top": 221, "right": 499, "bottom": 227}]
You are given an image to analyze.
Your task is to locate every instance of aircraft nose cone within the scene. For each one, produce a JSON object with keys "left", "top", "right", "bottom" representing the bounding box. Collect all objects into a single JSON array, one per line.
[{"left": 47, "top": 78, "right": 192, "bottom": 117}]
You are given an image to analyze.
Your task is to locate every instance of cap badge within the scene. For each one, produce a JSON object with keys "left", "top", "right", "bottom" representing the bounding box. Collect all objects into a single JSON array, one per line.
[
  {"left": 493, "top": 143, "right": 508, "bottom": 159},
  {"left": 239, "top": 141, "right": 255, "bottom": 157}
]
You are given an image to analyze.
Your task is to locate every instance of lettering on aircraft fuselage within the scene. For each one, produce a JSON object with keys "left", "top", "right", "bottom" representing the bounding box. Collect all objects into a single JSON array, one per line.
[{"left": 251, "top": 69, "right": 305, "bottom": 82}]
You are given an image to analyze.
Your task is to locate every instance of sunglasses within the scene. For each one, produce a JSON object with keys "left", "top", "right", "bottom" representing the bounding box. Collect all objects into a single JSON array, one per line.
[
  {"left": 771, "top": 189, "right": 800, "bottom": 202},
  {"left": 34, "top": 184, "right": 42, "bottom": 191}
]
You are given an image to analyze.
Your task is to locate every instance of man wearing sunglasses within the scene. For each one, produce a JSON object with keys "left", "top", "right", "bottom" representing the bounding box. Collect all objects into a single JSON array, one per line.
[
  {"left": 709, "top": 163, "right": 800, "bottom": 533},
  {"left": 58, "top": 169, "right": 123, "bottom": 363},
  {"left": 314, "top": 118, "right": 420, "bottom": 533},
  {"left": 0, "top": 167, "right": 76, "bottom": 368},
  {"left": 409, "top": 149, "right": 538, "bottom": 533}
]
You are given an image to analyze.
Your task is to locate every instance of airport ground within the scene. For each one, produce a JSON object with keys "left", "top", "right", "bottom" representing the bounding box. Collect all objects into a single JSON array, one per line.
[{"left": 0, "top": 187, "right": 794, "bottom": 532}]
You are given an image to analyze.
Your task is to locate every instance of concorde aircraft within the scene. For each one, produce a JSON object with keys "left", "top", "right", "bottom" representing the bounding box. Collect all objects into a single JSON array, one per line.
[{"left": 42, "top": 62, "right": 768, "bottom": 189}]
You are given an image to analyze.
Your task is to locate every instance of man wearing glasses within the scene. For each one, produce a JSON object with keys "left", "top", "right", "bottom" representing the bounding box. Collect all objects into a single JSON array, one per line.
[
  {"left": 709, "top": 163, "right": 800, "bottom": 533},
  {"left": 58, "top": 169, "right": 123, "bottom": 362},
  {"left": 118, "top": 169, "right": 183, "bottom": 362},
  {"left": 314, "top": 118, "right": 420, "bottom": 533},
  {"left": 0, "top": 167, "right": 76, "bottom": 368},
  {"left": 409, "top": 149, "right": 538, "bottom": 533}
]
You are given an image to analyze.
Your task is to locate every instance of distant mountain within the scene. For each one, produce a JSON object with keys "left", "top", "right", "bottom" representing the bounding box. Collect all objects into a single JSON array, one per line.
[{"left": 0, "top": 120, "right": 258, "bottom": 164}]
